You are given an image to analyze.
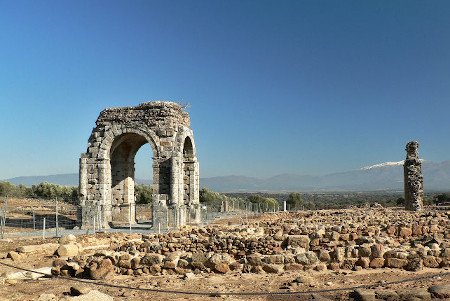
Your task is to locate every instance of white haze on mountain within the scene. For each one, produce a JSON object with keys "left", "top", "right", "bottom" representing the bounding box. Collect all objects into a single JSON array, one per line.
[{"left": 361, "top": 159, "right": 425, "bottom": 170}]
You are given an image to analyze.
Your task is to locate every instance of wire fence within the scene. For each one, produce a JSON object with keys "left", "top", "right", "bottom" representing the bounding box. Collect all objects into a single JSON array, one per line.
[
  {"left": 0, "top": 197, "right": 78, "bottom": 239},
  {"left": 0, "top": 197, "right": 278, "bottom": 239}
]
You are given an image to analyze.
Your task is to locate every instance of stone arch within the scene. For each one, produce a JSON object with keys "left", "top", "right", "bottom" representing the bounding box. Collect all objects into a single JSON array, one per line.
[
  {"left": 183, "top": 136, "right": 193, "bottom": 156},
  {"left": 99, "top": 126, "right": 161, "bottom": 160},
  {"left": 79, "top": 101, "right": 200, "bottom": 228},
  {"left": 182, "top": 136, "right": 195, "bottom": 205},
  {"left": 107, "top": 132, "right": 155, "bottom": 223}
]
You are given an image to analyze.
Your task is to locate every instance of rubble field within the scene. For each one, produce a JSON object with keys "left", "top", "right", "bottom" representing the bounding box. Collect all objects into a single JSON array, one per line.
[{"left": 1, "top": 207, "right": 449, "bottom": 301}]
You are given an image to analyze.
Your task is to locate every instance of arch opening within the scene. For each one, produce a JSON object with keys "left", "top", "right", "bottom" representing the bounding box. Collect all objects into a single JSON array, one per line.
[
  {"left": 182, "top": 137, "right": 195, "bottom": 207},
  {"left": 109, "top": 133, "right": 155, "bottom": 223},
  {"left": 134, "top": 144, "right": 154, "bottom": 223}
]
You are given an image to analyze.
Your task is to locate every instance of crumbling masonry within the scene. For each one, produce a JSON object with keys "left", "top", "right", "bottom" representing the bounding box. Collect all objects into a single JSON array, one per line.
[
  {"left": 78, "top": 101, "right": 200, "bottom": 228},
  {"left": 404, "top": 141, "right": 424, "bottom": 211}
]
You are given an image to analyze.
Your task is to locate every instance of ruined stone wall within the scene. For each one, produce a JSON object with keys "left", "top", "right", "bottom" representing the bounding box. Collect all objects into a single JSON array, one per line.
[
  {"left": 404, "top": 141, "right": 424, "bottom": 211},
  {"left": 79, "top": 101, "right": 200, "bottom": 228},
  {"left": 57, "top": 208, "right": 450, "bottom": 279}
]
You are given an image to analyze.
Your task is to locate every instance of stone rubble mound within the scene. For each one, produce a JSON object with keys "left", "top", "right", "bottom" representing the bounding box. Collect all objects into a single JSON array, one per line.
[{"left": 52, "top": 208, "right": 450, "bottom": 279}]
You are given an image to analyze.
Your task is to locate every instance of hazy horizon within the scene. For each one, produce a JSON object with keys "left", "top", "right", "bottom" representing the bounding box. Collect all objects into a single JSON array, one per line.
[{"left": 3, "top": 158, "right": 450, "bottom": 181}]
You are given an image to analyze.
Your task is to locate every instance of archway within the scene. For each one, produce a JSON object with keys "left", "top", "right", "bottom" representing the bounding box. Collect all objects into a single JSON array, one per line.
[
  {"left": 134, "top": 143, "right": 154, "bottom": 223},
  {"left": 109, "top": 133, "right": 156, "bottom": 223},
  {"left": 182, "top": 137, "right": 194, "bottom": 205},
  {"left": 79, "top": 101, "right": 200, "bottom": 229}
]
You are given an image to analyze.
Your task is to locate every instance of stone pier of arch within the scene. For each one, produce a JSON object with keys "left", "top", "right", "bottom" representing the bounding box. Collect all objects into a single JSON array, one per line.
[{"left": 78, "top": 101, "right": 200, "bottom": 229}]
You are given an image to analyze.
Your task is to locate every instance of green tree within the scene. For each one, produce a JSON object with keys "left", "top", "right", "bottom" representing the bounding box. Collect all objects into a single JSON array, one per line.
[
  {"left": 396, "top": 197, "right": 405, "bottom": 206},
  {"left": 135, "top": 184, "right": 153, "bottom": 204},
  {"left": 31, "top": 182, "right": 78, "bottom": 201},
  {"left": 0, "top": 181, "right": 16, "bottom": 197},
  {"left": 286, "top": 192, "right": 303, "bottom": 210},
  {"left": 434, "top": 193, "right": 450, "bottom": 205}
]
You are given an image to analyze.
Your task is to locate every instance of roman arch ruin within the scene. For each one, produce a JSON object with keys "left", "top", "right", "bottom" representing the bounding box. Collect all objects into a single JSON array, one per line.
[{"left": 78, "top": 101, "right": 200, "bottom": 228}]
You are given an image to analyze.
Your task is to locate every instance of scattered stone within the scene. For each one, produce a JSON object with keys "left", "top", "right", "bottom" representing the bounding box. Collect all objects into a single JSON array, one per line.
[
  {"left": 429, "top": 285, "right": 450, "bottom": 299},
  {"left": 285, "top": 235, "right": 310, "bottom": 249},
  {"left": 351, "top": 289, "right": 377, "bottom": 301},
  {"left": 397, "top": 288, "right": 431, "bottom": 300},
  {"left": 57, "top": 244, "right": 79, "bottom": 257},
  {"left": 89, "top": 259, "right": 114, "bottom": 280},
  {"left": 405, "top": 255, "right": 423, "bottom": 271},
  {"left": 60, "top": 234, "right": 77, "bottom": 245},
  {"left": 183, "top": 272, "right": 195, "bottom": 280},
  {"left": 385, "top": 258, "right": 408, "bottom": 268},
  {"left": 375, "top": 289, "right": 398, "bottom": 300},
  {"left": 7, "top": 251, "right": 22, "bottom": 261},
  {"left": 16, "top": 243, "right": 59, "bottom": 255},
  {"left": 262, "top": 263, "right": 282, "bottom": 274},
  {"left": 67, "top": 290, "right": 113, "bottom": 301},
  {"left": 246, "top": 254, "right": 262, "bottom": 266},
  {"left": 141, "top": 253, "right": 164, "bottom": 266},
  {"left": 293, "top": 275, "right": 314, "bottom": 286},
  {"left": 369, "top": 258, "right": 385, "bottom": 268},
  {"left": 37, "top": 294, "right": 57, "bottom": 301},
  {"left": 70, "top": 286, "right": 91, "bottom": 296}
]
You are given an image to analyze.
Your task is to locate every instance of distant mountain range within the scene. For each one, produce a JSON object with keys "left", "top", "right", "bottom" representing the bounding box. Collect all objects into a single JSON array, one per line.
[{"left": 3, "top": 160, "right": 450, "bottom": 192}]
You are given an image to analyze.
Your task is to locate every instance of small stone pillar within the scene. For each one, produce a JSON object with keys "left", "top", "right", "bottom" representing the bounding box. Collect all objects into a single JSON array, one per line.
[{"left": 404, "top": 141, "right": 424, "bottom": 211}]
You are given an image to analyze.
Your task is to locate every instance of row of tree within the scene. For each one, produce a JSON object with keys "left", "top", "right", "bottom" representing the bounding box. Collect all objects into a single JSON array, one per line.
[
  {"left": 0, "top": 181, "right": 78, "bottom": 202},
  {"left": 199, "top": 188, "right": 245, "bottom": 211},
  {"left": 199, "top": 188, "right": 304, "bottom": 212},
  {"left": 3, "top": 180, "right": 448, "bottom": 209}
]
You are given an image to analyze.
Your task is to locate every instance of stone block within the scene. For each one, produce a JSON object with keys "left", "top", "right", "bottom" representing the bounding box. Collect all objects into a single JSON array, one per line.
[
  {"left": 385, "top": 258, "right": 408, "bottom": 268},
  {"left": 285, "top": 235, "right": 310, "bottom": 249},
  {"left": 57, "top": 244, "right": 80, "bottom": 257},
  {"left": 429, "top": 285, "right": 450, "bottom": 299}
]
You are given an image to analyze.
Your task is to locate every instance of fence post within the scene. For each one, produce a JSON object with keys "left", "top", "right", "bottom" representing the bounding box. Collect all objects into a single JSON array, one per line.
[
  {"left": 187, "top": 208, "right": 190, "bottom": 225},
  {"left": 129, "top": 202, "right": 132, "bottom": 234},
  {"left": 1, "top": 215, "right": 5, "bottom": 239},
  {"left": 93, "top": 215, "right": 96, "bottom": 234},
  {"left": 3, "top": 196, "right": 7, "bottom": 220},
  {"left": 98, "top": 204, "right": 102, "bottom": 231},
  {"left": 55, "top": 197, "right": 59, "bottom": 237},
  {"left": 33, "top": 209, "right": 36, "bottom": 230},
  {"left": 42, "top": 217, "right": 46, "bottom": 239}
]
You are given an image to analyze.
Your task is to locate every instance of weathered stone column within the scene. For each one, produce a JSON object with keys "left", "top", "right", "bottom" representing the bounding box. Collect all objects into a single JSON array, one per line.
[{"left": 404, "top": 141, "right": 424, "bottom": 211}]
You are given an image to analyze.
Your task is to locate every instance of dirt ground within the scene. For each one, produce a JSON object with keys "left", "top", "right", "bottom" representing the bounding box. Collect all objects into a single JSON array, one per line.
[
  {"left": 1, "top": 259, "right": 449, "bottom": 301},
  {"left": 1, "top": 215, "right": 449, "bottom": 301}
]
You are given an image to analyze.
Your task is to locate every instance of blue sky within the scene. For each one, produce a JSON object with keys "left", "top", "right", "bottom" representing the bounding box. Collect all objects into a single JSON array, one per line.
[{"left": 0, "top": 0, "right": 449, "bottom": 180}]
